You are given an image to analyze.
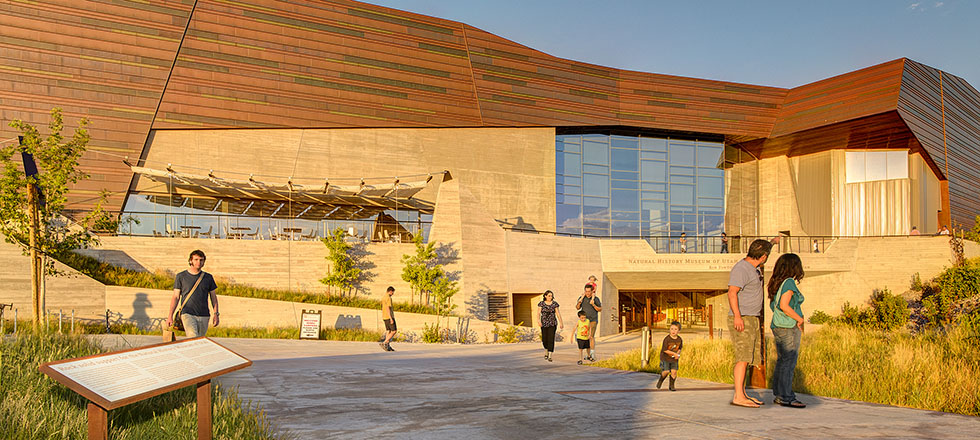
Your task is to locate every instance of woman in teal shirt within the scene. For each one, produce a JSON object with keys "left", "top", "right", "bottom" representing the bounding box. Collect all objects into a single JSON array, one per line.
[{"left": 767, "top": 253, "right": 807, "bottom": 408}]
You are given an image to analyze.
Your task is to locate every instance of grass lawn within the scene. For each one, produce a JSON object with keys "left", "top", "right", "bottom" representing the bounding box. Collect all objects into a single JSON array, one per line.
[
  {"left": 593, "top": 324, "right": 980, "bottom": 416},
  {"left": 0, "top": 327, "right": 283, "bottom": 439}
]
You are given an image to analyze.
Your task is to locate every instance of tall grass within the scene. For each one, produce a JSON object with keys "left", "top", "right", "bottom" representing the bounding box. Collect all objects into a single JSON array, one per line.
[
  {"left": 2, "top": 319, "right": 384, "bottom": 342},
  {"left": 593, "top": 325, "right": 980, "bottom": 416},
  {"left": 0, "top": 327, "right": 282, "bottom": 439},
  {"left": 59, "top": 251, "right": 443, "bottom": 315}
]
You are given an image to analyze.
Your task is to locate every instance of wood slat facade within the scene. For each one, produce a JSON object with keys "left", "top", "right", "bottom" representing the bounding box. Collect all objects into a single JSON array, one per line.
[{"left": 1, "top": 0, "right": 978, "bottom": 225}]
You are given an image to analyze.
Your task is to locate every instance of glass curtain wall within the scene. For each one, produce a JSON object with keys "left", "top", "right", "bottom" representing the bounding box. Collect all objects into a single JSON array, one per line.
[{"left": 556, "top": 134, "right": 724, "bottom": 250}]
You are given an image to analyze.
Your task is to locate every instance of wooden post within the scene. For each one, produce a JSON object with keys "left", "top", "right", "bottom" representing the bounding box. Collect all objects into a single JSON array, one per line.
[
  {"left": 708, "top": 304, "right": 714, "bottom": 340},
  {"left": 197, "top": 379, "right": 212, "bottom": 440},
  {"left": 645, "top": 295, "right": 652, "bottom": 328},
  {"left": 750, "top": 313, "right": 767, "bottom": 388},
  {"left": 28, "top": 183, "right": 41, "bottom": 326},
  {"left": 87, "top": 403, "right": 109, "bottom": 440}
]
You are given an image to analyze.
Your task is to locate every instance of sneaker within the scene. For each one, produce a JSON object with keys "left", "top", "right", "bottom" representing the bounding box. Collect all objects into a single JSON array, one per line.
[
  {"left": 587, "top": 356, "right": 596, "bottom": 362},
  {"left": 547, "top": 356, "right": 553, "bottom": 362},
  {"left": 656, "top": 374, "right": 667, "bottom": 389},
  {"left": 379, "top": 342, "right": 387, "bottom": 351},
  {"left": 386, "top": 344, "right": 395, "bottom": 352},
  {"left": 577, "top": 360, "right": 583, "bottom": 365},
  {"left": 669, "top": 377, "right": 676, "bottom": 391}
]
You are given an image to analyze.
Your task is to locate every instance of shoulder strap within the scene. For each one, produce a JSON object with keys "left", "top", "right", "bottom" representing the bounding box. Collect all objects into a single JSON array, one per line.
[{"left": 173, "top": 272, "right": 206, "bottom": 321}]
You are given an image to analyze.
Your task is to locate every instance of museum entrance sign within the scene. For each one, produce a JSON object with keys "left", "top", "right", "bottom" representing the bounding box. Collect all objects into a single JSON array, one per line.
[{"left": 39, "top": 337, "right": 251, "bottom": 440}]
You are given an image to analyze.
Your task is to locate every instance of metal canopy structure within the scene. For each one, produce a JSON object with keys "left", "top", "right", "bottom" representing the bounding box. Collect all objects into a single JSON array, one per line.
[{"left": 132, "top": 166, "right": 440, "bottom": 220}]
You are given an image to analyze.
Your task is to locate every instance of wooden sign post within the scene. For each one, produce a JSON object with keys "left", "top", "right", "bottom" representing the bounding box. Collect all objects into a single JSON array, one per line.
[
  {"left": 300, "top": 309, "right": 322, "bottom": 340},
  {"left": 40, "top": 337, "right": 251, "bottom": 440}
]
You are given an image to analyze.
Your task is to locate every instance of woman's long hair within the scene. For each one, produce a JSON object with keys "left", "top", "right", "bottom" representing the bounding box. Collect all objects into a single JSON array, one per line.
[{"left": 767, "top": 253, "right": 804, "bottom": 301}]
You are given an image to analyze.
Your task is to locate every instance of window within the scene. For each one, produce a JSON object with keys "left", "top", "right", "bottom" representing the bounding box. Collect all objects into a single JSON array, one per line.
[{"left": 845, "top": 150, "right": 908, "bottom": 183}]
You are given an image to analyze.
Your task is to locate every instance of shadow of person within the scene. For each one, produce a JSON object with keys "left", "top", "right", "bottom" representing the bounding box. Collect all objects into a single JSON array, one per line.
[{"left": 129, "top": 293, "right": 153, "bottom": 329}]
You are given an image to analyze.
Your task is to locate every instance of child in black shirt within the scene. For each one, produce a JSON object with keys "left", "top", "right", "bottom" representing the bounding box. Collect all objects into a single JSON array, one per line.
[{"left": 657, "top": 321, "right": 683, "bottom": 391}]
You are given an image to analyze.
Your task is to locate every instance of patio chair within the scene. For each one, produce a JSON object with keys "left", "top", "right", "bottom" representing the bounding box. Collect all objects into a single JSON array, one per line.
[
  {"left": 246, "top": 228, "right": 259, "bottom": 239},
  {"left": 199, "top": 226, "right": 214, "bottom": 239},
  {"left": 165, "top": 224, "right": 175, "bottom": 237}
]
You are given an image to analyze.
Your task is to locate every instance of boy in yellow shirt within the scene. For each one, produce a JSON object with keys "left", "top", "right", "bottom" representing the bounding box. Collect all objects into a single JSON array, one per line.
[{"left": 575, "top": 311, "right": 591, "bottom": 365}]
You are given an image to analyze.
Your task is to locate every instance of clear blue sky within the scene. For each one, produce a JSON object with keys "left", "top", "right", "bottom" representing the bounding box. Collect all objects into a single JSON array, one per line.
[{"left": 369, "top": 0, "right": 980, "bottom": 89}]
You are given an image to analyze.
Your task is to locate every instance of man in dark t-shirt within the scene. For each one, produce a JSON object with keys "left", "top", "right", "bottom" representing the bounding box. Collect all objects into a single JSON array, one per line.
[
  {"left": 166, "top": 250, "right": 219, "bottom": 337},
  {"left": 576, "top": 283, "right": 602, "bottom": 361}
]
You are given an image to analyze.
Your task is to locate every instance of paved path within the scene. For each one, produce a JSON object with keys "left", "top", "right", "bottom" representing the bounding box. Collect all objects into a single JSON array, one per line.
[{"left": 99, "top": 335, "right": 980, "bottom": 439}]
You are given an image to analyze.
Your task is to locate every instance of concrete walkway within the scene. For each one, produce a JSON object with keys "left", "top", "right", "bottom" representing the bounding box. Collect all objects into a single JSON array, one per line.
[{"left": 97, "top": 335, "right": 980, "bottom": 439}]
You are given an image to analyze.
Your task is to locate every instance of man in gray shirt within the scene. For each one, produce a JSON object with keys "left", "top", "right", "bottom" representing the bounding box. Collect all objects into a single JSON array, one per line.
[{"left": 727, "top": 239, "right": 771, "bottom": 408}]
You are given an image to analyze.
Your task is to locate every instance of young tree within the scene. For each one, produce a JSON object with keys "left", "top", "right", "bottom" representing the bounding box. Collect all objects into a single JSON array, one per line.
[
  {"left": 0, "top": 108, "right": 97, "bottom": 257},
  {"left": 965, "top": 215, "right": 980, "bottom": 243},
  {"left": 430, "top": 270, "right": 459, "bottom": 317},
  {"left": 319, "top": 227, "right": 362, "bottom": 296},
  {"left": 400, "top": 234, "right": 438, "bottom": 304}
]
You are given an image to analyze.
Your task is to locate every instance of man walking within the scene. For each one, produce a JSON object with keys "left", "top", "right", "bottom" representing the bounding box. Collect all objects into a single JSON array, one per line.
[
  {"left": 576, "top": 283, "right": 602, "bottom": 361},
  {"left": 727, "top": 239, "right": 771, "bottom": 408},
  {"left": 166, "top": 250, "right": 219, "bottom": 338},
  {"left": 380, "top": 286, "right": 397, "bottom": 351}
]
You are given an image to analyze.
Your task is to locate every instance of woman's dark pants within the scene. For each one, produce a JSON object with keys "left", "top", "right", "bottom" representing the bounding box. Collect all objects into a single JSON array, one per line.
[{"left": 541, "top": 326, "right": 557, "bottom": 352}]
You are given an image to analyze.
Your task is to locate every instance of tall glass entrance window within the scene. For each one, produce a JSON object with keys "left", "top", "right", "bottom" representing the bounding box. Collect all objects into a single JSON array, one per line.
[{"left": 556, "top": 134, "right": 724, "bottom": 244}]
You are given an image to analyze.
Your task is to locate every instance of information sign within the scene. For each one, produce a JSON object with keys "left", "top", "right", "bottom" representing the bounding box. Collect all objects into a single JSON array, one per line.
[{"left": 300, "top": 309, "right": 322, "bottom": 340}]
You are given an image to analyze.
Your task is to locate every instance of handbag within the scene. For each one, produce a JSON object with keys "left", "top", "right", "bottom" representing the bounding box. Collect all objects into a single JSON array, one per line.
[
  {"left": 770, "top": 278, "right": 799, "bottom": 328},
  {"left": 162, "top": 272, "right": 205, "bottom": 342}
]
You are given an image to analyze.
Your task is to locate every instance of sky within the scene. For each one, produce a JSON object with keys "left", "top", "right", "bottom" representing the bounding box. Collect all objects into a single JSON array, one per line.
[{"left": 368, "top": 0, "right": 980, "bottom": 89}]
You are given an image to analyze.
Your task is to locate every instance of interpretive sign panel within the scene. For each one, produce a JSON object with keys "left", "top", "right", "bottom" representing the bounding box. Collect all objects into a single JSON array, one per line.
[
  {"left": 300, "top": 309, "right": 322, "bottom": 340},
  {"left": 40, "top": 337, "right": 251, "bottom": 410}
]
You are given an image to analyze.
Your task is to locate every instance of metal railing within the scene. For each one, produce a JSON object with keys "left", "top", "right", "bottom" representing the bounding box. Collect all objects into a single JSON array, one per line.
[{"left": 102, "top": 212, "right": 431, "bottom": 243}]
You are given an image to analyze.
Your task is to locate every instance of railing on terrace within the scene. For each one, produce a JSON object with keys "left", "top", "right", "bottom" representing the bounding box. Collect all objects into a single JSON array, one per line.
[
  {"left": 102, "top": 211, "right": 431, "bottom": 243},
  {"left": 500, "top": 227, "right": 948, "bottom": 254}
]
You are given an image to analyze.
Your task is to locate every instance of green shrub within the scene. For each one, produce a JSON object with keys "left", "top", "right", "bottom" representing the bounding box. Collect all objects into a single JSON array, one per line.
[
  {"left": 868, "top": 288, "right": 910, "bottom": 330},
  {"left": 921, "top": 258, "right": 980, "bottom": 327},
  {"left": 808, "top": 310, "right": 832, "bottom": 324},
  {"left": 421, "top": 322, "right": 442, "bottom": 343},
  {"left": 837, "top": 301, "right": 871, "bottom": 327},
  {"left": 492, "top": 323, "right": 521, "bottom": 343}
]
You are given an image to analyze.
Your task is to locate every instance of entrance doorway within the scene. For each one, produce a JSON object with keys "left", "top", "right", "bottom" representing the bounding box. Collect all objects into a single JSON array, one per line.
[
  {"left": 512, "top": 293, "right": 539, "bottom": 327},
  {"left": 618, "top": 290, "right": 724, "bottom": 332}
]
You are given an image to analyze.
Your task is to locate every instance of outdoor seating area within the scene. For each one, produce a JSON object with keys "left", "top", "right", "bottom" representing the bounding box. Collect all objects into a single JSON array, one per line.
[{"left": 142, "top": 220, "right": 418, "bottom": 243}]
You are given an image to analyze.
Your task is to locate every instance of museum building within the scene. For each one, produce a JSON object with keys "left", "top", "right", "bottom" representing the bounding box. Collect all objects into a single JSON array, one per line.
[{"left": 2, "top": 0, "right": 979, "bottom": 333}]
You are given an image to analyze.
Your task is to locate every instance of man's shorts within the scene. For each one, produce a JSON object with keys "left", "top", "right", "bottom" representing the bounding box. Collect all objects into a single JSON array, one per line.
[
  {"left": 577, "top": 338, "right": 590, "bottom": 349},
  {"left": 660, "top": 359, "right": 679, "bottom": 372},
  {"left": 587, "top": 320, "right": 598, "bottom": 337},
  {"left": 728, "top": 315, "right": 761, "bottom": 365},
  {"left": 384, "top": 318, "right": 397, "bottom": 332}
]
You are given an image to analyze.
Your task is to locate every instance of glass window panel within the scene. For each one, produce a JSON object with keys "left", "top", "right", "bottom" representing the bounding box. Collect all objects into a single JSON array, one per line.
[
  {"left": 672, "top": 204, "right": 695, "bottom": 213},
  {"left": 641, "top": 151, "right": 668, "bottom": 161},
  {"left": 612, "top": 211, "right": 640, "bottom": 221},
  {"left": 698, "top": 167, "right": 723, "bottom": 177},
  {"left": 611, "top": 148, "right": 639, "bottom": 171},
  {"left": 560, "top": 176, "right": 582, "bottom": 186},
  {"left": 641, "top": 182, "right": 667, "bottom": 191},
  {"left": 699, "top": 215, "right": 725, "bottom": 234},
  {"left": 698, "top": 206, "right": 723, "bottom": 215},
  {"left": 697, "top": 145, "right": 723, "bottom": 168},
  {"left": 670, "top": 213, "right": 697, "bottom": 223},
  {"left": 670, "top": 143, "right": 696, "bottom": 166},
  {"left": 582, "top": 134, "right": 605, "bottom": 141},
  {"left": 558, "top": 225, "right": 581, "bottom": 235},
  {"left": 563, "top": 153, "right": 581, "bottom": 176},
  {"left": 561, "top": 185, "right": 581, "bottom": 196},
  {"left": 641, "top": 191, "right": 667, "bottom": 200},
  {"left": 584, "top": 197, "right": 609, "bottom": 208},
  {"left": 557, "top": 204, "right": 582, "bottom": 228},
  {"left": 583, "top": 228, "right": 609, "bottom": 237},
  {"left": 845, "top": 151, "right": 865, "bottom": 183},
  {"left": 670, "top": 165, "right": 695, "bottom": 175},
  {"left": 563, "top": 140, "right": 580, "bottom": 152},
  {"left": 611, "top": 180, "right": 639, "bottom": 190},
  {"left": 583, "top": 218, "right": 610, "bottom": 229},
  {"left": 670, "top": 184, "right": 695, "bottom": 205},
  {"left": 641, "top": 200, "right": 667, "bottom": 221},
  {"left": 698, "top": 198, "right": 724, "bottom": 208},
  {"left": 583, "top": 140, "right": 609, "bottom": 165},
  {"left": 641, "top": 137, "right": 668, "bottom": 151},
  {"left": 887, "top": 151, "right": 908, "bottom": 179},
  {"left": 611, "top": 221, "right": 641, "bottom": 236},
  {"left": 865, "top": 151, "right": 888, "bottom": 181},
  {"left": 641, "top": 160, "right": 667, "bottom": 182},
  {"left": 583, "top": 164, "right": 609, "bottom": 174},
  {"left": 671, "top": 175, "right": 696, "bottom": 184},
  {"left": 562, "top": 195, "right": 581, "bottom": 205},
  {"left": 611, "top": 171, "right": 638, "bottom": 181},
  {"left": 670, "top": 222, "right": 694, "bottom": 233},
  {"left": 697, "top": 176, "right": 723, "bottom": 198},
  {"left": 611, "top": 190, "right": 639, "bottom": 211},
  {"left": 556, "top": 140, "right": 564, "bottom": 152},
  {"left": 611, "top": 136, "right": 639, "bottom": 149},
  {"left": 583, "top": 174, "right": 609, "bottom": 197}
]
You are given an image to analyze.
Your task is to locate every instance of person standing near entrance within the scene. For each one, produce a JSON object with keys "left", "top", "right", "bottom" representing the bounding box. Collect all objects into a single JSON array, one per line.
[
  {"left": 537, "top": 290, "right": 563, "bottom": 362},
  {"left": 726, "top": 239, "right": 771, "bottom": 408},
  {"left": 380, "top": 286, "right": 397, "bottom": 351},
  {"left": 767, "top": 253, "right": 807, "bottom": 408},
  {"left": 166, "top": 250, "right": 219, "bottom": 338},
  {"left": 576, "top": 283, "right": 602, "bottom": 361}
]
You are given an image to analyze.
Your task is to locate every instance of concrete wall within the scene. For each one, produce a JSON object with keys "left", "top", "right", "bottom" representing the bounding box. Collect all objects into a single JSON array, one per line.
[
  {"left": 0, "top": 237, "right": 106, "bottom": 320},
  {"left": 106, "top": 286, "right": 507, "bottom": 340},
  {"left": 140, "top": 127, "right": 557, "bottom": 233}
]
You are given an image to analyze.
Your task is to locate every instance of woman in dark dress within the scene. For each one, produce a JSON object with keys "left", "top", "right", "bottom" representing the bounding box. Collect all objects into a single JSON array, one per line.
[{"left": 537, "top": 290, "right": 564, "bottom": 362}]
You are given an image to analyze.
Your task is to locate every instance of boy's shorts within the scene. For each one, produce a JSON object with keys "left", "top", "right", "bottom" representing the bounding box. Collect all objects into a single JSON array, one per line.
[
  {"left": 728, "top": 315, "right": 761, "bottom": 365},
  {"left": 576, "top": 338, "right": 590, "bottom": 349},
  {"left": 660, "top": 359, "right": 679, "bottom": 371}
]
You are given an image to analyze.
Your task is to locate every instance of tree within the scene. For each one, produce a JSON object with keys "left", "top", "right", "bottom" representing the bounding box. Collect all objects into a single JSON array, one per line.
[
  {"left": 1, "top": 108, "right": 97, "bottom": 256},
  {"left": 319, "top": 227, "right": 362, "bottom": 296},
  {"left": 430, "top": 273, "right": 459, "bottom": 317},
  {"left": 400, "top": 234, "right": 438, "bottom": 305},
  {"left": 964, "top": 215, "right": 980, "bottom": 243}
]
